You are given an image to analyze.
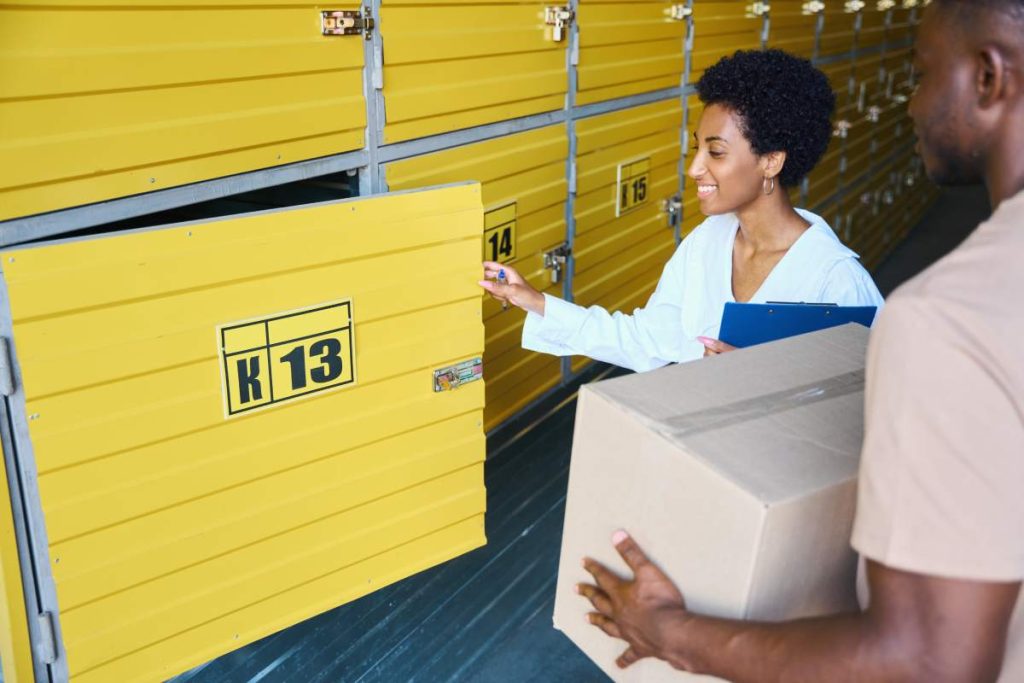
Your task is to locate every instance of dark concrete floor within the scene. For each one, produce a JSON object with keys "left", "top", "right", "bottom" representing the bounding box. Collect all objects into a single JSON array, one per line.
[{"left": 163, "top": 183, "right": 988, "bottom": 683}]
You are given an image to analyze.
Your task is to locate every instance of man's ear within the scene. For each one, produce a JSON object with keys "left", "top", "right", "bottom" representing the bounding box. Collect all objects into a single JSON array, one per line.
[
  {"left": 977, "top": 46, "right": 1008, "bottom": 109},
  {"left": 761, "top": 150, "right": 787, "bottom": 179}
]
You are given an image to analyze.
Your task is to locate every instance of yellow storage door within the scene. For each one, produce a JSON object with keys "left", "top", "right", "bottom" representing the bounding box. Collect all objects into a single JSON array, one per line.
[
  {"left": 0, "top": 1, "right": 367, "bottom": 223},
  {"left": 818, "top": 2, "right": 858, "bottom": 57},
  {"left": 0, "top": 440, "right": 34, "bottom": 683},
  {"left": 0, "top": 184, "right": 487, "bottom": 682},
  {"left": 857, "top": 4, "right": 887, "bottom": 50},
  {"left": 572, "top": 100, "right": 682, "bottom": 374},
  {"left": 381, "top": 0, "right": 568, "bottom": 142},
  {"left": 576, "top": 0, "right": 688, "bottom": 105},
  {"left": 806, "top": 60, "right": 852, "bottom": 210},
  {"left": 681, "top": 94, "right": 705, "bottom": 238},
  {"left": 385, "top": 126, "right": 569, "bottom": 430},
  {"left": 688, "top": 2, "right": 763, "bottom": 82},
  {"left": 765, "top": 0, "right": 822, "bottom": 59}
]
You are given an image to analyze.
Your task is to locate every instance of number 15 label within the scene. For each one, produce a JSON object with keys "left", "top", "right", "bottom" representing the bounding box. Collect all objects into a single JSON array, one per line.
[{"left": 616, "top": 158, "right": 651, "bottom": 217}]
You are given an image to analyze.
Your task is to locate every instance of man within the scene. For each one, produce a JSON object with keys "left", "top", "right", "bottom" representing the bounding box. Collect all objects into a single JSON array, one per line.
[{"left": 577, "top": 1, "right": 1024, "bottom": 680}]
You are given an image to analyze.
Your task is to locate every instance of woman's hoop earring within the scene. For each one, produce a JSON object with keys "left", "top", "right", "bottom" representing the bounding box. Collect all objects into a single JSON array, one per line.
[{"left": 763, "top": 176, "right": 775, "bottom": 196}]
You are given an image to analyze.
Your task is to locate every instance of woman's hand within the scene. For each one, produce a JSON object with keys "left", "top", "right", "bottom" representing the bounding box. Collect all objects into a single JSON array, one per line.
[
  {"left": 479, "top": 261, "right": 546, "bottom": 315},
  {"left": 697, "top": 337, "right": 737, "bottom": 357}
]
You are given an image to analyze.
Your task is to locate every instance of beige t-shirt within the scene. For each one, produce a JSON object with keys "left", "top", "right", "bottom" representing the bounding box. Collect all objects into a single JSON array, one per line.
[{"left": 852, "top": 188, "right": 1024, "bottom": 681}]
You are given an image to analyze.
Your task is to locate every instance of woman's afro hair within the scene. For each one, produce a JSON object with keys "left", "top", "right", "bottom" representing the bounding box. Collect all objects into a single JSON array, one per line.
[{"left": 696, "top": 49, "right": 836, "bottom": 187}]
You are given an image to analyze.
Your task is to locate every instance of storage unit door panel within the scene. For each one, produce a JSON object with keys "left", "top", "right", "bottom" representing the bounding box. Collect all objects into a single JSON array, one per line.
[
  {"left": 688, "top": 2, "right": 763, "bottom": 82},
  {"left": 385, "top": 126, "right": 568, "bottom": 430},
  {"left": 681, "top": 95, "right": 705, "bottom": 238},
  {"left": 888, "top": 5, "right": 915, "bottom": 46},
  {"left": 572, "top": 100, "right": 681, "bottom": 374},
  {"left": 576, "top": 0, "right": 687, "bottom": 105},
  {"left": 766, "top": 1, "right": 821, "bottom": 58},
  {"left": 857, "top": 6, "right": 886, "bottom": 50},
  {"left": 0, "top": 441, "right": 34, "bottom": 683},
  {"left": 381, "top": 2, "right": 568, "bottom": 142},
  {"left": 818, "top": 4, "right": 857, "bottom": 57},
  {"left": 0, "top": 1, "right": 365, "bottom": 222},
  {"left": 2, "top": 184, "right": 487, "bottom": 682}
]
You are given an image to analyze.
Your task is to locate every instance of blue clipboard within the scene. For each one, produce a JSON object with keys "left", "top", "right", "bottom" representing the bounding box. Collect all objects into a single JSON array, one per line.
[{"left": 718, "top": 302, "right": 878, "bottom": 349}]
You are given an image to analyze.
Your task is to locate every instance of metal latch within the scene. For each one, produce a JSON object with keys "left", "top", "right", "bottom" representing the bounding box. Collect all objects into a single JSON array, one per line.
[
  {"left": 844, "top": 0, "right": 866, "bottom": 12},
  {"left": 669, "top": 4, "right": 692, "bottom": 20},
  {"left": 866, "top": 105, "right": 881, "bottom": 123},
  {"left": 37, "top": 612, "right": 57, "bottom": 665},
  {"left": 545, "top": 6, "right": 574, "bottom": 42},
  {"left": 802, "top": 1, "right": 825, "bottom": 13},
  {"left": 321, "top": 9, "right": 374, "bottom": 39},
  {"left": 877, "top": 0, "right": 896, "bottom": 10},
  {"left": 0, "top": 337, "right": 13, "bottom": 396},
  {"left": 543, "top": 244, "right": 571, "bottom": 284},
  {"left": 662, "top": 194, "right": 682, "bottom": 229},
  {"left": 833, "top": 120, "right": 852, "bottom": 138},
  {"left": 746, "top": 2, "right": 770, "bottom": 17}
]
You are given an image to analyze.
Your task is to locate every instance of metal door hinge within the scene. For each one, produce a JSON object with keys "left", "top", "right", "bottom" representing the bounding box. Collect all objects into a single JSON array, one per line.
[
  {"left": 669, "top": 4, "right": 693, "bottom": 20},
  {"left": 840, "top": 156, "right": 848, "bottom": 173},
  {"left": 802, "top": 1, "right": 825, "bottom": 14},
  {"left": 877, "top": 0, "right": 895, "bottom": 10},
  {"left": 545, "top": 6, "right": 574, "bottom": 42},
  {"left": 662, "top": 194, "right": 682, "bottom": 229},
  {"left": 568, "top": 161, "right": 577, "bottom": 194},
  {"left": 746, "top": 2, "right": 770, "bottom": 17},
  {"left": 0, "top": 337, "right": 13, "bottom": 396},
  {"left": 844, "top": 0, "right": 866, "bottom": 12},
  {"left": 322, "top": 9, "right": 374, "bottom": 40},
  {"left": 37, "top": 612, "right": 57, "bottom": 665},
  {"left": 833, "top": 120, "right": 852, "bottom": 138},
  {"left": 543, "top": 244, "right": 571, "bottom": 284}
]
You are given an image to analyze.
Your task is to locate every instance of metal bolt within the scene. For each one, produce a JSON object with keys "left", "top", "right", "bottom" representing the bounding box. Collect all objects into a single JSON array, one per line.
[
  {"left": 187, "top": 231, "right": 192, "bottom": 237},
  {"left": 7, "top": 257, "right": 13, "bottom": 263},
  {"left": 149, "top": 178, "right": 156, "bottom": 184}
]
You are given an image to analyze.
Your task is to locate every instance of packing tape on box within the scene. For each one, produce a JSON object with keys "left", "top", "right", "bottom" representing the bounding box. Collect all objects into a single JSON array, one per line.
[{"left": 663, "top": 369, "right": 866, "bottom": 437}]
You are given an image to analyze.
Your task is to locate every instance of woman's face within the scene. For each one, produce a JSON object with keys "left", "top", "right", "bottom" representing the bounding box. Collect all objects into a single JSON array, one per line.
[{"left": 687, "top": 104, "right": 766, "bottom": 216}]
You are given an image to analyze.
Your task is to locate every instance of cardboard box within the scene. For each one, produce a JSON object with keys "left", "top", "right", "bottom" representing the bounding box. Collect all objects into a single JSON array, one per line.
[{"left": 554, "top": 324, "right": 869, "bottom": 682}]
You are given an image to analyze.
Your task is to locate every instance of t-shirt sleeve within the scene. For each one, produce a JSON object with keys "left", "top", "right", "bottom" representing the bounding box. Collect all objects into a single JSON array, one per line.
[{"left": 851, "top": 296, "right": 1024, "bottom": 581}]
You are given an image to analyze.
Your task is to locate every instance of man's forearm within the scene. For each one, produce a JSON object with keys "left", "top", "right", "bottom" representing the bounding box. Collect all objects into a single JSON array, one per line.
[{"left": 654, "top": 610, "right": 915, "bottom": 683}]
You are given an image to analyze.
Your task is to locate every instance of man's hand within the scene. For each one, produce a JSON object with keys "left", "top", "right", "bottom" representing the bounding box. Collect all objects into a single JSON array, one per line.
[
  {"left": 578, "top": 530, "right": 689, "bottom": 669},
  {"left": 697, "top": 336, "right": 737, "bottom": 357}
]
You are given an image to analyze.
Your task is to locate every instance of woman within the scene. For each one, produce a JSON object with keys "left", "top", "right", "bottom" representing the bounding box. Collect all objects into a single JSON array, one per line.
[{"left": 479, "top": 49, "right": 883, "bottom": 372}]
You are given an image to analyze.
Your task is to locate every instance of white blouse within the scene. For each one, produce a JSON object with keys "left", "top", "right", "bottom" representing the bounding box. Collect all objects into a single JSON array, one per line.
[{"left": 522, "top": 209, "right": 884, "bottom": 372}]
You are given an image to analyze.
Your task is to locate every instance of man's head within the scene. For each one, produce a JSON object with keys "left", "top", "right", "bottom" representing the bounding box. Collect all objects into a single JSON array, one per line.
[{"left": 910, "top": 0, "right": 1024, "bottom": 187}]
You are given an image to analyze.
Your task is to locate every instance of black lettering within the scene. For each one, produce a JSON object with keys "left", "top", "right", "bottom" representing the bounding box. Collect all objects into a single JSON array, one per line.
[
  {"left": 236, "top": 356, "right": 263, "bottom": 403},
  {"left": 281, "top": 345, "right": 307, "bottom": 390},
  {"left": 310, "top": 337, "right": 344, "bottom": 383},
  {"left": 499, "top": 226, "right": 513, "bottom": 258}
]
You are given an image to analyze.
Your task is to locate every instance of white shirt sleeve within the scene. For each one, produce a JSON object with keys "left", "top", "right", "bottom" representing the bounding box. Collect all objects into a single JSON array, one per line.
[
  {"left": 521, "top": 242, "right": 691, "bottom": 373},
  {"left": 818, "top": 257, "right": 885, "bottom": 321}
]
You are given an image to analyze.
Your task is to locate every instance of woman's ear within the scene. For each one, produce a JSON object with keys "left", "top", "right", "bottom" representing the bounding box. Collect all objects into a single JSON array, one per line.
[{"left": 761, "top": 150, "right": 787, "bottom": 179}]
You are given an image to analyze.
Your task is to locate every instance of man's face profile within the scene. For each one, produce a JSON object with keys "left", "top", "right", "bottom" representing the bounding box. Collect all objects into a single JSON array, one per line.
[{"left": 909, "top": 5, "right": 986, "bottom": 187}]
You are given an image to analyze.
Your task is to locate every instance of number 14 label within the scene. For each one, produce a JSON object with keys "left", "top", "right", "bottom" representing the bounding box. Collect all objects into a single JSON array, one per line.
[
  {"left": 616, "top": 157, "right": 651, "bottom": 217},
  {"left": 217, "top": 300, "right": 356, "bottom": 418},
  {"left": 483, "top": 202, "right": 517, "bottom": 264}
]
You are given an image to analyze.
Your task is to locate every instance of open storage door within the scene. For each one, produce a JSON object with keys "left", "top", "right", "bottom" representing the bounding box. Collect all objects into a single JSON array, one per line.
[{"left": 0, "top": 183, "right": 487, "bottom": 682}]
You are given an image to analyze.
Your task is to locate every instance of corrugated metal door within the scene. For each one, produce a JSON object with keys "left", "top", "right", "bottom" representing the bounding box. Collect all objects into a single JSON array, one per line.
[
  {"left": 0, "top": 184, "right": 487, "bottom": 682},
  {"left": 571, "top": 100, "right": 681, "bottom": 374},
  {"left": 380, "top": 0, "right": 568, "bottom": 142},
  {"left": 818, "top": 2, "right": 857, "bottom": 57},
  {"left": 385, "top": 126, "right": 569, "bottom": 430},
  {"left": 765, "top": 0, "right": 822, "bottom": 58},
  {"left": 688, "top": 2, "right": 763, "bottom": 81},
  {"left": 575, "top": 0, "right": 688, "bottom": 105},
  {"left": 0, "top": 1, "right": 366, "bottom": 222},
  {"left": 807, "top": 59, "right": 852, "bottom": 210}
]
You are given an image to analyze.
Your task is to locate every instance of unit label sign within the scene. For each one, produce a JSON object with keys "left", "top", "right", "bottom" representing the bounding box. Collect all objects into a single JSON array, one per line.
[
  {"left": 483, "top": 202, "right": 517, "bottom": 264},
  {"left": 217, "top": 300, "right": 356, "bottom": 418},
  {"left": 616, "top": 157, "right": 651, "bottom": 216}
]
